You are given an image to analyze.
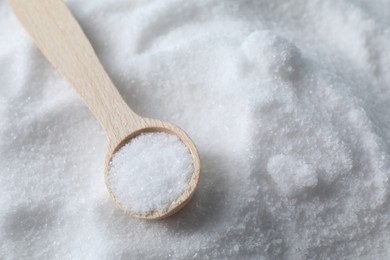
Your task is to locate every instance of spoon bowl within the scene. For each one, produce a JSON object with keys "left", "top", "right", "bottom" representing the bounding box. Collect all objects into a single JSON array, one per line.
[{"left": 105, "top": 119, "right": 200, "bottom": 219}]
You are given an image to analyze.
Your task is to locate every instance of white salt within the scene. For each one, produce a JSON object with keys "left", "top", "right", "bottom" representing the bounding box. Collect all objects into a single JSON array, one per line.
[
  {"left": 267, "top": 154, "right": 318, "bottom": 197},
  {"left": 2, "top": 0, "right": 390, "bottom": 259},
  {"left": 106, "top": 132, "right": 193, "bottom": 215}
]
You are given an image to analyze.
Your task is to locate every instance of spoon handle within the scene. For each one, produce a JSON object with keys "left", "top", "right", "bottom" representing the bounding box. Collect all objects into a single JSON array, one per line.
[{"left": 8, "top": 0, "right": 141, "bottom": 146}]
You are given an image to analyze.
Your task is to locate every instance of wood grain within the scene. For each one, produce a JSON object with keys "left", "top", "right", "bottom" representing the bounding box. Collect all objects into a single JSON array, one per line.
[{"left": 8, "top": 0, "right": 141, "bottom": 148}]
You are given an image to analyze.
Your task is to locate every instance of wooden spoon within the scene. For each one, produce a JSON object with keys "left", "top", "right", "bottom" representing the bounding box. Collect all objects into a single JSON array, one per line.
[{"left": 8, "top": 0, "right": 200, "bottom": 220}]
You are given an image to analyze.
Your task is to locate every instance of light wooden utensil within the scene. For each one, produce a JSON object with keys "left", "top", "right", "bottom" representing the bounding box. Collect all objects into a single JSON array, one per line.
[{"left": 8, "top": 0, "right": 200, "bottom": 219}]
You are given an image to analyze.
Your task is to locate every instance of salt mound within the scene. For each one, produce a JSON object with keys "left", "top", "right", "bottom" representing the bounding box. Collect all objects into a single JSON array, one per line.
[
  {"left": 1, "top": 0, "right": 390, "bottom": 259},
  {"left": 107, "top": 132, "right": 193, "bottom": 216},
  {"left": 267, "top": 154, "right": 318, "bottom": 197},
  {"left": 241, "top": 31, "right": 303, "bottom": 83}
]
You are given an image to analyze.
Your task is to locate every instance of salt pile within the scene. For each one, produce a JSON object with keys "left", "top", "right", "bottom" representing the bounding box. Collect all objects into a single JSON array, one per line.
[
  {"left": 107, "top": 132, "right": 193, "bottom": 216},
  {"left": 1, "top": 0, "right": 390, "bottom": 259}
]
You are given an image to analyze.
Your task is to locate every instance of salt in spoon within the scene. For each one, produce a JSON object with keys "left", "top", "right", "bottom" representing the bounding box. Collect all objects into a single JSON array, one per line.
[{"left": 8, "top": 0, "right": 200, "bottom": 219}]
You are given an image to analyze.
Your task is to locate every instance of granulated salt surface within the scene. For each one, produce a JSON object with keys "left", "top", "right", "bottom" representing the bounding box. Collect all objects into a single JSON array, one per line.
[
  {"left": 1, "top": 0, "right": 390, "bottom": 259},
  {"left": 107, "top": 132, "right": 193, "bottom": 215}
]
